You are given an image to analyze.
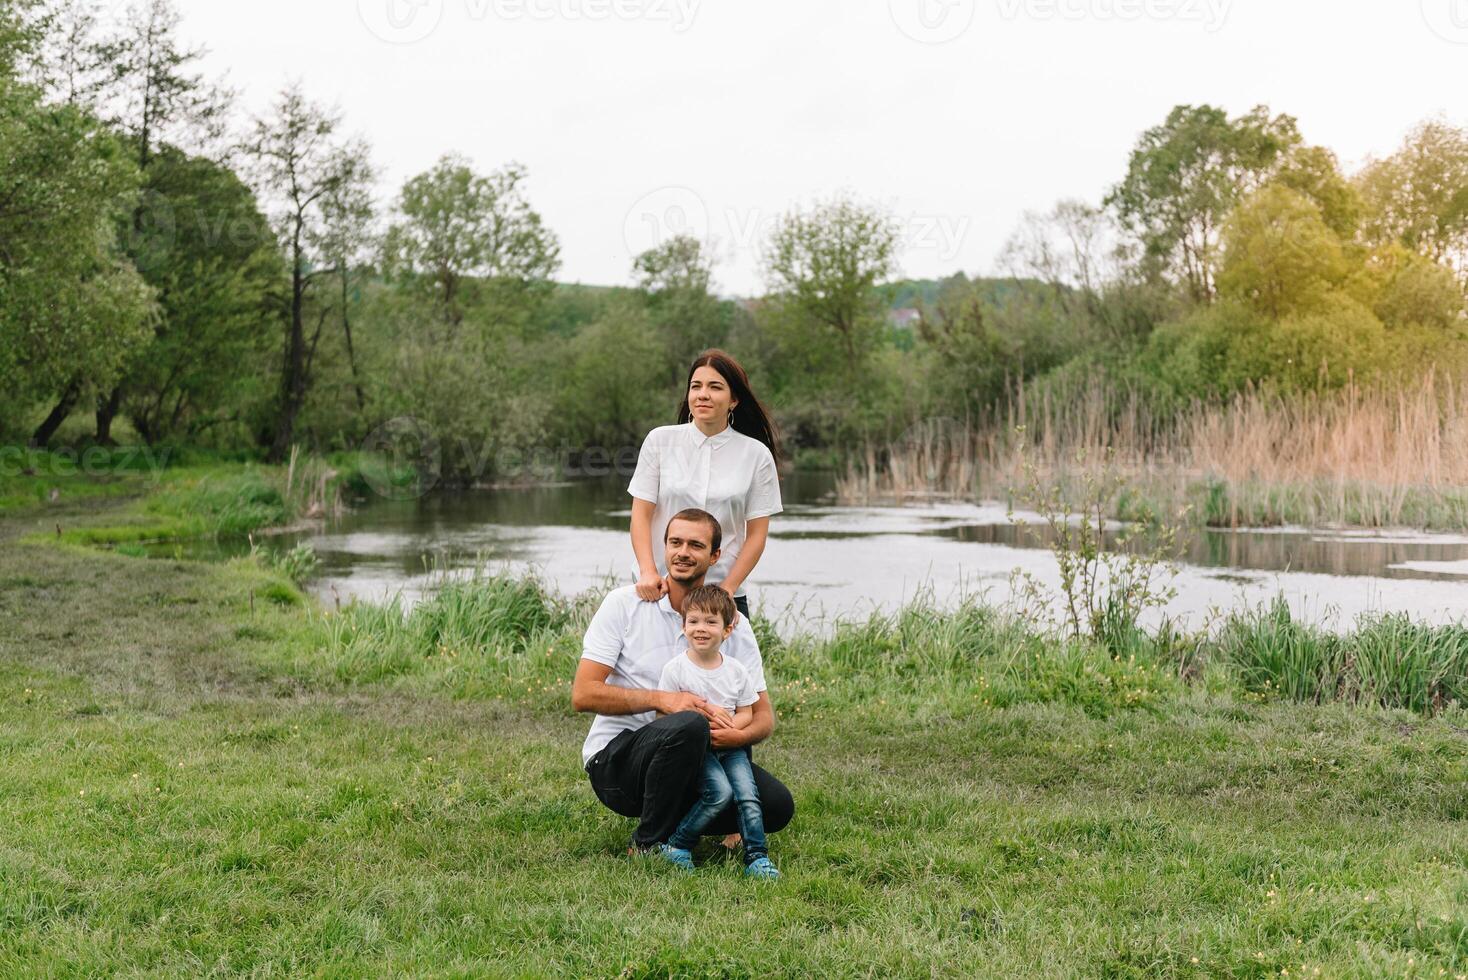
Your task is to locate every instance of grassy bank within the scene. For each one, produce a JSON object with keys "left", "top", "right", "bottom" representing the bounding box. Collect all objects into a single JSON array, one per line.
[
  {"left": 1, "top": 468, "right": 1465, "bottom": 975},
  {"left": 2, "top": 445, "right": 367, "bottom": 550}
]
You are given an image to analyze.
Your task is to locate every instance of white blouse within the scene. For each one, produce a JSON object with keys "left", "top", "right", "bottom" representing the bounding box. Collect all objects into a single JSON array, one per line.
[{"left": 628, "top": 422, "right": 782, "bottom": 597}]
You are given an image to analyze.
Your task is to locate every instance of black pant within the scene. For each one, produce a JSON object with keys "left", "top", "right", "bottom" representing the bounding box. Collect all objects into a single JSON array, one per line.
[
  {"left": 585, "top": 711, "right": 794, "bottom": 849},
  {"left": 734, "top": 594, "right": 750, "bottom": 620}
]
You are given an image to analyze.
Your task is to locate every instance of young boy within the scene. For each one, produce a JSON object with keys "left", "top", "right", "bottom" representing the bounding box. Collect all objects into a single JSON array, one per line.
[{"left": 653, "top": 585, "right": 780, "bottom": 879}]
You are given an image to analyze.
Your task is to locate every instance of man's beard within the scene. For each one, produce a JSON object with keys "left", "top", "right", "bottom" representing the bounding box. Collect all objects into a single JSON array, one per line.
[{"left": 667, "top": 564, "right": 705, "bottom": 586}]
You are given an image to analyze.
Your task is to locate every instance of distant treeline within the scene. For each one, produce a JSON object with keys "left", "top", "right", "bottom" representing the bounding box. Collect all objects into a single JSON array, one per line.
[{"left": 3, "top": 1, "right": 1466, "bottom": 477}]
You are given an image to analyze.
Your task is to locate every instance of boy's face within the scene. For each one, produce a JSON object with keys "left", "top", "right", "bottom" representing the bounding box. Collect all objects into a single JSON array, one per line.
[{"left": 683, "top": 606, "right": 733, "bottom": 653}]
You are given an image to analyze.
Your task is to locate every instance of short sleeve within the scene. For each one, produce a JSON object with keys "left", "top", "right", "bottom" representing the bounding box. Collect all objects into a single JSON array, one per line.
[
  {"left": 627, "top": 430, "right": 660, "bottom": 504},
  {"left": 657, "top": 657, "right": 681, "bottom": 692},
  {"left": 745, "top": 447, "right": 782, "bottom": 520},
  {"left": 581, "top": 591, "right": 627, "bottom": 668},
  {"left": 726, "top": 621, "right": 766, "bottom": 692},
  {"left": 735, "top": 666, "right": 759, "bottom": 708}
]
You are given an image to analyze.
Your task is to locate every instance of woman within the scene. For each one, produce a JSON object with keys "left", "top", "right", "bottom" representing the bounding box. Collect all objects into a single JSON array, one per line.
[{"left": 627, "top": 350, "right": 782, "bottom": 620}]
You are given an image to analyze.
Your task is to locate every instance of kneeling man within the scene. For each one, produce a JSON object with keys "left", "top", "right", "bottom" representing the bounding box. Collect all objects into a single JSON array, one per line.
[{"left": 571, "top": 507, "right": 794, "bottom": 854}]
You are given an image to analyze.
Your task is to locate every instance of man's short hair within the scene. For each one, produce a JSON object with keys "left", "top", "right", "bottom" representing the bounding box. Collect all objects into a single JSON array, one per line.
[
  {"left": 664, "top": 507, "right": 722, "bottom": 553},
  {"left": 682, "top": 584, "right": 737, "bottom": 626}
]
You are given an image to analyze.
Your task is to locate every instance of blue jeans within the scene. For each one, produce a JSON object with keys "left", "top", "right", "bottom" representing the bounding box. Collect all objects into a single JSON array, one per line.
[{"left": 666, "top": 747, "right": 767, "bottom": 863}]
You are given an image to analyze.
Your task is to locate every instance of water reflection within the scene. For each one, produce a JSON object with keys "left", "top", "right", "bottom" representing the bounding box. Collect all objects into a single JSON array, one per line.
[{"left": 149, "top": 474, "right": 1468, "bottom": 628}]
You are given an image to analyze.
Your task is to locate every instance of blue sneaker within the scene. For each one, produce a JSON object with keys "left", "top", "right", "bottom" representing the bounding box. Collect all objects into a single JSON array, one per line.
[
  {"left": 649, "top": 842, "right": 694, "bottom": 872},
  {"left": 744, "top": 855, "right": 780, "bottom": 879}
]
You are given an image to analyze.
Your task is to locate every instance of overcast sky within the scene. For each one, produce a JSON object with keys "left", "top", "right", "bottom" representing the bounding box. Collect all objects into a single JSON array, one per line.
[{"left": 158, "top": 0, "right": 1467, "bottom": 296}]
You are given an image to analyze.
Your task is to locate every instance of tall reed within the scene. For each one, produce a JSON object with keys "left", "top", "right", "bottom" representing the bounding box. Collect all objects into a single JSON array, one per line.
[{"left": 839, "top": 372, "right": 1468, "bottom": 528}]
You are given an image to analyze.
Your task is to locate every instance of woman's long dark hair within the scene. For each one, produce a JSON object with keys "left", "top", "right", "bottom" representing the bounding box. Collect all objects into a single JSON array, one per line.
[{"left": 676, "top": 349, "right": 782, "bottom": 462}]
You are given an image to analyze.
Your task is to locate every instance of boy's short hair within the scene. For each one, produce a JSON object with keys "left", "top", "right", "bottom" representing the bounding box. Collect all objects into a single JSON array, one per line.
[
  {"left": 682, "top": 584, "right": 737, "bottom": 627},
  {"left": 664, "top": 507, "right": 722, "bottom": 553}
]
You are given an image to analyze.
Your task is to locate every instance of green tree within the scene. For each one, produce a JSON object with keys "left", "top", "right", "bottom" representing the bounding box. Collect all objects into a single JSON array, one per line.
[
  {"left": 77, "top": 0, "right": 232, "bottom": 440},
  {"left": 762, "top": 194, "right": 900, "bottom": 372},
  {"left": 313, "top": 153, "right": 377, "bottom": 416},
  {"left": 1216, "top": 185, "right": 1345, "bottom": 321},
  {"left": 0, "top": 72, "right": 154, "bottom": 446},
  {"left": 1273, "top": 145, "right": 1361, "bottom": 239},
  {"left": 120, "top": 147, "right": 280, "bottom": 444},
  {"left": 244, "top": 84, "right": 374, "bottom": 461},
  {"left": 1106, "top": 104, "right": 1301, "bottom": 304},
  {"left": 632, "top": 233, "right": 727, "bottom": 374},
  {"left": 1357, "top": 120, "right": 1468, "bottom": 279},
  {"left": 382, "top": 154, "right": 559, "bottom": 333},
  {"left": 555, "top": 300, "right": 667, "bottom": 450},
  {"left": 1366, "top": 245, "right": 1465, "bottom": 331}
]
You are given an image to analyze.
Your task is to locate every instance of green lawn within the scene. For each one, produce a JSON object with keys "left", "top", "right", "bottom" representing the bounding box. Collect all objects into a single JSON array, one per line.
[{"left": 1, "top": 484, "right": 1465, "bottom": 977}]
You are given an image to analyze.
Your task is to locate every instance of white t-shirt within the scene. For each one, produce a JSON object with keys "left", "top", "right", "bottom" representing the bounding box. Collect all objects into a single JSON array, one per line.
[
  {"left": 627, "top": 422, "right": 782, "bottom": 598},
  {"left": 658, "top": 651, "right": 759, "bottom": 716},
  {"left": 579, "top": 585, "right": 767, "bottom": 766}
]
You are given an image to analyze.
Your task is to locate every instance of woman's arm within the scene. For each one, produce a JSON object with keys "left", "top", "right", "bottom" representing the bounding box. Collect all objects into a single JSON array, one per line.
[
  {"left": 629, "top": 498, "right": 667, "bottom": 601},
  {"left": 717, "top": 515, "right": 768, "bottom": 597}
]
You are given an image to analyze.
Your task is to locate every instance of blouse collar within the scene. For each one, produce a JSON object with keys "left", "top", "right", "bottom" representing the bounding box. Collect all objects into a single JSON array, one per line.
[{"left": 688, "top": 421, "right": 735, "bottom": 448}]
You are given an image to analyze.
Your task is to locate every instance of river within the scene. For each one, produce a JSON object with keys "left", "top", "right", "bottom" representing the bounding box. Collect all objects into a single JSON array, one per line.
[{"left": 198, "top": 473, "right": 1468, "bottom": 633}]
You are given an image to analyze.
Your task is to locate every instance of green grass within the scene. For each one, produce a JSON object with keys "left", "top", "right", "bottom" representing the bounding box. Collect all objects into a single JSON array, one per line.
[
  {"left": 1213, "top": 598, "right": 1468, "bottom": 712},
  {"left": 1006, "top": 468, "right": 1468, "bottom": 532},
  {"left": 0, "top": 473, "right": 1465, "bottom": 975},
  {"left": 2, "top": 444, "right": 375, "bottom": 552}
]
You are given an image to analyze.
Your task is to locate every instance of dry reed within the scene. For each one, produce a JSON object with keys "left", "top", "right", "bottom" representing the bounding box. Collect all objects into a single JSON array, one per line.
[{"left": 839, "top": 372, "right": 1468, "bottom": 528}]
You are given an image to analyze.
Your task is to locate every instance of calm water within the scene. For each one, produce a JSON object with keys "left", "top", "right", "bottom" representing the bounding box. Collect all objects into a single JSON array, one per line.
[{"left": 218, "top": 473, "right": 1468, "bottom": 631}]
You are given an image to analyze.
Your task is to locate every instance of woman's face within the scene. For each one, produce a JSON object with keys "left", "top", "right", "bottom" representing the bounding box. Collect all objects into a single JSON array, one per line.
[{"left": 687, "top": 365, "right": 739, "bottom": 425}]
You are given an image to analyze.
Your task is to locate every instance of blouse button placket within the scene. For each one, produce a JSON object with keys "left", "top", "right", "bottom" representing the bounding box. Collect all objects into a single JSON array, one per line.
[{"left": 698, "top": 439, "right": 711, "bottom": 503}]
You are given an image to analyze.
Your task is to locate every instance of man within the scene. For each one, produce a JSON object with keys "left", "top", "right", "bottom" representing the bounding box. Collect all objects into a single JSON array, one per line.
[{"left": 571, "top": 507, "right": 794, "bottom": 855}]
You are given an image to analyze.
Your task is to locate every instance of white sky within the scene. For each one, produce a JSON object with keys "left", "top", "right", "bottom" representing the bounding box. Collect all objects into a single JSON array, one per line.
[{"left": 159, "top": 0, "right": 1468, "bottom": 296}]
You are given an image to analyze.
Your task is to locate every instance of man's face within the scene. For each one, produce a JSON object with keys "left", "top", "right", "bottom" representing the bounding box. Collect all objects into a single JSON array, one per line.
[{"left": 664, "top": 518, "right": 719, "bottom": 584}]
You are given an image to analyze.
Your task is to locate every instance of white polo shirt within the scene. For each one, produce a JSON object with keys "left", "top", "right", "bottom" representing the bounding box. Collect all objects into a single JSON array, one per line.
[
  {"left": 580, "top": 585, "right": 767, "bottom": 766},
  {"left": 628, "top": 422, "right": 782, "bottom": 598}
]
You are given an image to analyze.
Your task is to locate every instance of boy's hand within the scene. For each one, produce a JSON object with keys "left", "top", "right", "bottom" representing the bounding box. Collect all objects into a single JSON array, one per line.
[
  {"left": 710, "top": 725, "right": 750, "bottom": 749},
  {"left": 658, "top": 691, "right": 734, "bottom": 729}
]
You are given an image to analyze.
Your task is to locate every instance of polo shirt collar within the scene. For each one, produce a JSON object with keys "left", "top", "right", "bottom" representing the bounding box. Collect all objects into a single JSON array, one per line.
[{"left": 687, "top": 421, "right": 734, "bottom": 448}]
